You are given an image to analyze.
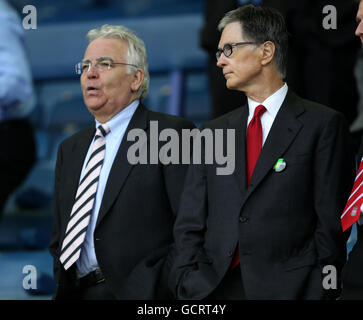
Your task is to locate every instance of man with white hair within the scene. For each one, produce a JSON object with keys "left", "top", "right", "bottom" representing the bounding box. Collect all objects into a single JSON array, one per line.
[{"left": 49, "top": 24, "right": 195, "bottom": 299}]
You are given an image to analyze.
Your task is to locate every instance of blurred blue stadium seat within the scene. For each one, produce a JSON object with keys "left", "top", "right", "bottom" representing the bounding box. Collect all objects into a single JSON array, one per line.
[
  {"left": 10, "top": 0, "right": 204, "bottom": 23},
  {"left": 46, "top": 96, "right": 94, "bottom": 162},
  {"left": 184, "top": 72, "right": 211, "bottom": 124},
  {"left": 24, "top": 13, "right": 206, "bottom": 77},
  {"left": 14, "top": 160, "right": 55, "bottom": 208},
  {"left": 142, "top": 73, "right": 170, "bottom": 113},
  {"left": 15, "top": 90, "right": 95, "bottom": 211},
  {"left": 112, "top": 0, "right": 204, "bottom": 18},
  {"left": 47, "top": 95, "right": 92, "bottom": 130},
  {"left": 10, "top": 0, "right": 95, "bottom": 23}
]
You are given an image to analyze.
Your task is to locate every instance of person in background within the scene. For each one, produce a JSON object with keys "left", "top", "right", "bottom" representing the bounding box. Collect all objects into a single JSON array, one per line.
[
  {"left": 341, "top": 0, "right": 363, "bottom": 300},
  {"left": 0, "top": 0, "right": 36, "bottom": 216}
]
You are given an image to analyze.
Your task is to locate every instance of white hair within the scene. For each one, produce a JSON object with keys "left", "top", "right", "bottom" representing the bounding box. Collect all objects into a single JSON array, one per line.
[{"left": 87, "top": 24, "right": 149, "bottom": 100}]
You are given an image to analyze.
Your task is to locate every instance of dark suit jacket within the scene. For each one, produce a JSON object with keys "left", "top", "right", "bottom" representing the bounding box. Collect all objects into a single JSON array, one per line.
[
  {"left": 49, "top": 103, "right": 195, "bottom": 299},
  {"left": 170, "top": 90, "right": 355, "bottom": 300},
  {"left": 341, "top": 138, "right": 363, "bottom": 300}
]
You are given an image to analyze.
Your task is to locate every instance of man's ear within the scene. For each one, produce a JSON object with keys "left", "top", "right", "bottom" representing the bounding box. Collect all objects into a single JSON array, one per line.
[
  {"left": 131, "top": 68, "right": 144, "bottom": 92},
  {"left": 260, "top": 41, "right": 275, "bottom": 66}
]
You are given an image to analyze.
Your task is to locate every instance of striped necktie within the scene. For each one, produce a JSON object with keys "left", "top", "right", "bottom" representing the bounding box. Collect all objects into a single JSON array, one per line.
[
  {"left": 341, "top": 157, "right": 363, "bottom": 232},
  {"left": 60, "top": 124, "right": 110, "bottom": 270}
]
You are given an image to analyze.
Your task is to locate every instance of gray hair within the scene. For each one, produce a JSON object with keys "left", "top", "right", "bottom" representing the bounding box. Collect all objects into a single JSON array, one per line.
[
  {"left": 87, "top": 24, "right": 149, "bottom": 100},
  {"left": 218, "top": 5, "right": 288, "bottom": 79}
]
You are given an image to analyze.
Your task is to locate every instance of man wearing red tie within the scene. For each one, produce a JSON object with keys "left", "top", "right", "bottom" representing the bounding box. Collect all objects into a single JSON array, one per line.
[
  {"left": 169, "top": 5, "right": 355, "bottom": 300},
  {"left": 341, "top": 0, "right": 363, "bottom": 300}
]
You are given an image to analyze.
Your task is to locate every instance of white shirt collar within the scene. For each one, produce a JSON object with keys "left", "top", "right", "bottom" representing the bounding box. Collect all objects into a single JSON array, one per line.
[
  {"left": 95, "top": 99, "right": 139, "bottom": 138},
  {"left": 247, "top": 83, "right": 288, "bottom": 119}
]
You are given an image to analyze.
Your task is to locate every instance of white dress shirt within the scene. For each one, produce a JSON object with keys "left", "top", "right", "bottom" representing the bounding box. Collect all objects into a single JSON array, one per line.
[
  {"left": 76, "top": 99, "right": 139, "bottom": 277},
  {"left": 247, "top": 83, "right": 288, "bottom": 146}
]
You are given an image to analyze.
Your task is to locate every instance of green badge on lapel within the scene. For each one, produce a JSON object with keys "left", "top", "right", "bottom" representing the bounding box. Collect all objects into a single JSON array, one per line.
[{"left": 273, "top": 158, "right": 286, "bottom": 172}]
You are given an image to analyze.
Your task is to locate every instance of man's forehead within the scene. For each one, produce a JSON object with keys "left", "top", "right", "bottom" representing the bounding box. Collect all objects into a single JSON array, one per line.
[
  {"left": 84, "top": 37, "right": 126, "bottom": 59},
  {"left": 219, "top": 22, "right": 244, "bottom": 46}
]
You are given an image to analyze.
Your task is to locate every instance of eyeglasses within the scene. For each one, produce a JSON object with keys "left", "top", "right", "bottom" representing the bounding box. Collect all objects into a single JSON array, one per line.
[
  {"left": 75, "top": 57, "right": 139, "bottom": 75},
  {"left": 216, "top": 42, "right": 255, "bottom": 61}
]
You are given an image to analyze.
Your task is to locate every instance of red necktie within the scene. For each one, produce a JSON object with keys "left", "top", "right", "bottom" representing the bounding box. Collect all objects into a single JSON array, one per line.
[
  {"left": 231, "top": 104, "right": 266, "bottom": 270},
  {"left": 341, "top": 157, "right": 363, "bottom": 232}
]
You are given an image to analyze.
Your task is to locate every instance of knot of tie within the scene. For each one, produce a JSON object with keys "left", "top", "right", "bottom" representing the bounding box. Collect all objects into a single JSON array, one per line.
[
  {"left": 96, "top": 124, "right": 110, "bottom": 138},
  {"left": 253, "top": 104, "right": 266, "bottom": 119}
]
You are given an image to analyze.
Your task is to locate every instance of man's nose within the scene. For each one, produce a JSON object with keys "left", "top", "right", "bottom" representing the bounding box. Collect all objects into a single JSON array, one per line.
[
  {"left": 216, "top": 53, "right": 227, "bottom": 68},
  {"left": 356, "top": 21, "right": 363, "bottom": 37},
  {"left": 86, "top": 64, "right": 99, "bottom": 78}
]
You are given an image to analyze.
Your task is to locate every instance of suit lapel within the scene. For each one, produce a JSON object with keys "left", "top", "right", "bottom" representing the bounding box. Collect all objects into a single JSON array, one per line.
[
  {"left": 242, "top": 90, "right": 305, "bottom": 203},
  {"left": 63, "top": 126, "right": 95, "bottom": 223},
  {"left": 228, "top": 105, "right": 249, "bottom": 195},
  {"left": 96, "top": 103, "right": 148, "bottom": 228}
]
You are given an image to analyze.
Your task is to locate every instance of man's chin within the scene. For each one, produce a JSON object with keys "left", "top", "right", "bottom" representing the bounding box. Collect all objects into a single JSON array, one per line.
[
  {"left": 225, "top": 81, "right": 237, "bottom": 91},
  {"left": 84, "top": 97, "right": 106, "bottom": 111},
  {"left": 85, "top": 102, "right": 104, "bottom": 117}
]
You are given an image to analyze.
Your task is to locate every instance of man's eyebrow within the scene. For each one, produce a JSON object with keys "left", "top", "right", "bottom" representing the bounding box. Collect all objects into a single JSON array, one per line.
[
  {"left": 97, "top": 56, "right": 113, "bottom": 61},
  {"left": 81, "top": 56, "right": 113, "bottom": 62}
]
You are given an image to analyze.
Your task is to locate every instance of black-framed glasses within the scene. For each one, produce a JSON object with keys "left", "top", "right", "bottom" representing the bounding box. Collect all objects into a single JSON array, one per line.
[
  {"left": 75, "top": 56, "right": 139, "bottom": 75},
  {"left": 216, "top": 42, "right": 255, "bottom": 61}
]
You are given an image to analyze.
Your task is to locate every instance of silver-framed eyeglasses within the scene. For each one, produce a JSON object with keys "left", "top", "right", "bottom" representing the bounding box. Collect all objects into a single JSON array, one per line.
[
  {"left": 75, "top": 56, "right": 139, "bottom": 75},
  {"left": 216, "top": 42, "right": 255, "bottom": 61}
]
